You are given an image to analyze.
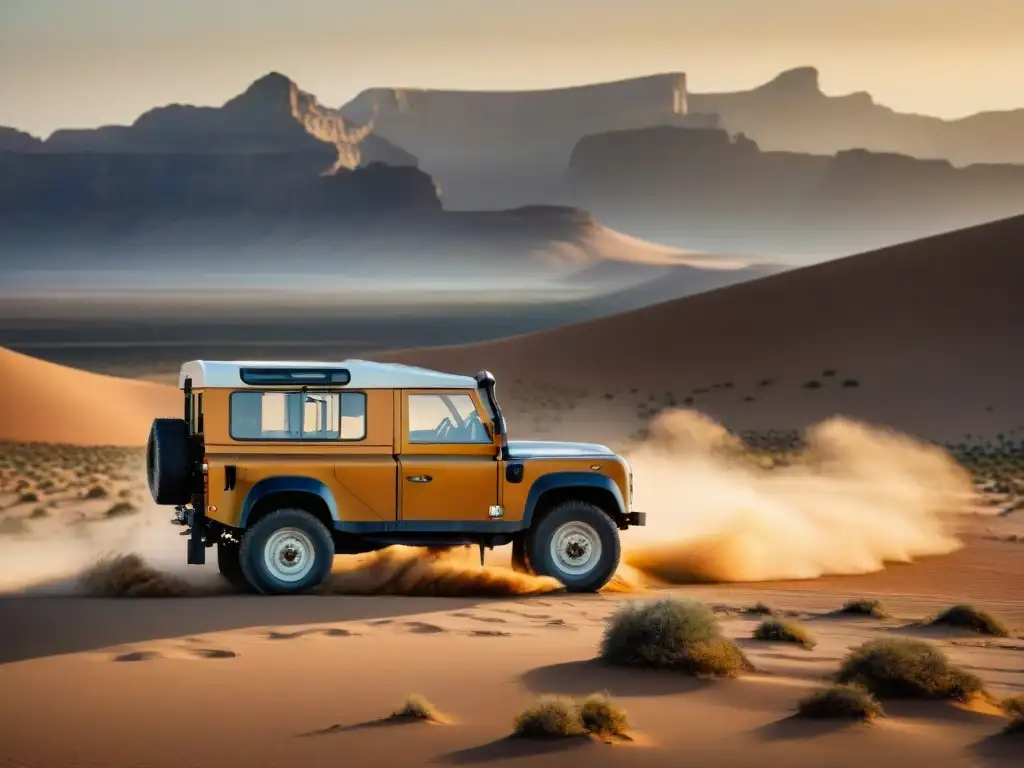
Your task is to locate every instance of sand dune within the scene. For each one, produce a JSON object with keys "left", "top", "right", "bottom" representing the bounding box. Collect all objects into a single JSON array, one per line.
[
  {"left": 383, "top": 214, "right": 1024, "bottom": 441},
  {"left": 0, "top": 346, "right": 179, "bottom": 445}
]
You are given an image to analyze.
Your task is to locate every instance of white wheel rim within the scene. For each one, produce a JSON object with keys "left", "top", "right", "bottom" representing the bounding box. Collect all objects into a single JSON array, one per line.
[
  {"left": 263, "top": 527, "right": 316, "bottom": 583},
  {"left": 549, "top": 521, "right": 602, "bottom": 577}
]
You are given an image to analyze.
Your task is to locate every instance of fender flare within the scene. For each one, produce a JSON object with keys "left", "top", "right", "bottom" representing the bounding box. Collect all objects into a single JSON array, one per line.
[
  {"left": 522, "top": 471, "right": 626, "bottom": 526},
  {"left": 239, "top": 476, "right": 340, "bottom": 527}
]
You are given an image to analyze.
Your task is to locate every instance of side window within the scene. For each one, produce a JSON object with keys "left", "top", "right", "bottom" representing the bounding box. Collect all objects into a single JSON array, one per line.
[
  {"left": 230, "top": 391, "right": 366, "bottom": 440},
  {"left": 408, "top": 393, "right": 490, "bottom": 444}
]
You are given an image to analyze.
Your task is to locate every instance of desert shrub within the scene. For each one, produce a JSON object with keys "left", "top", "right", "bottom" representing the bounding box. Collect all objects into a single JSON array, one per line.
[
  {"left": 29, "top": 506, "right": 48, "bottom": 519},
  {"left": 841, "top": 378, "right": 860, "bottom": 388},
  {"left": 85, "top": 485, "right": 109, "bottom": 499},
  {"left": 390, "top": 694, "right": 441, "bottom": 722},
  {"left": 802, "top": 380, "right": 822, "bottom": 390},
  {"left": 578, "top": 692, "right": 630, "bottom": 738},
  {"left": 822, "top": 369, "right": 837, "bottom": 378},
  {"left": 513, "top": 696, "right": 586, "bottom": 738},
  {"left": 743, "top": 602, "right": 775, "bottom": 616},
  {"left": 1003, "top": 696, "right": 1024, "bottom": 718},
  {"left": 17, "top": 491, "right": 39, "bottom": 503},
  {"left": 797, "top": 684, "right": 885, "bottom": 721},
  {"left": 838, "top": 599, "right": 890, "bottom": 619},
  {"left": 835, "top": 638, "right": 984, "bottom": 701},
  {"left": 753, "top": 619, "right": 817, "bottom": 650},
  {"left": 601, "top": 598, "right": 753, "bottom": 677},
  {"left": 927, "top": 605, "right": 1009, "bottom": 637},
  {"left": 104, "top": 502, "right": 138, "bottom": 518}
]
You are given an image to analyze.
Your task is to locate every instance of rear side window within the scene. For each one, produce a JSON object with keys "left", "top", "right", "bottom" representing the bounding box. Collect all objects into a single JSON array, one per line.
[{"left": 230, "top": 391, "right": 366, "bottom": 441}]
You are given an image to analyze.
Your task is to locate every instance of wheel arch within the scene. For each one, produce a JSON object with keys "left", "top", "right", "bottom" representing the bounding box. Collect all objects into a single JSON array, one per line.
[
  {"left": 240, "top": 476, "right": 338, "bottom": 532},
  {"left": 524, "top": 472, "right": 626, "bottom": 529}
]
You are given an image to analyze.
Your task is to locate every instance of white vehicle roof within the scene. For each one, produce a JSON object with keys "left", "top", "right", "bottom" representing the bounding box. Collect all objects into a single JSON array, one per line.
[{"left": 179, "top": 359, "right": 478, "bottom": 390}]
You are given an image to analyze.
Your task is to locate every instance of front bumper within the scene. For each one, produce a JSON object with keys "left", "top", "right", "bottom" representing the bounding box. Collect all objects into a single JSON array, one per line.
[{"left": 627, "top": 511, "right": 646, "bottom": 527}]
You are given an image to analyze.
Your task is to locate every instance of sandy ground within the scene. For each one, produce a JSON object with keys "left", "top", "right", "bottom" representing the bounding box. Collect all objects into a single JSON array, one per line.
[
  {"left": 1, "top": 582, "right": 1023, "bottom": 768},
  {"left": 1, "top": 391, "right": 1023, "bottom": 766}
]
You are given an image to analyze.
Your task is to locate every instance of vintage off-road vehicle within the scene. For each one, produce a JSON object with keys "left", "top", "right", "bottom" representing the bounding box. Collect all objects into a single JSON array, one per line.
[{"left": 146, "top": 360, "right": 644, "bottom": 594}]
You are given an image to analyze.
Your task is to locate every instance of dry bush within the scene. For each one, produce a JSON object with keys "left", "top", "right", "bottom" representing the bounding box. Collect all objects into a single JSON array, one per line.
[
  {"left": 742, "top": 602, "right": 775, "bottom": 616},
  {"left": 838, "top": 599, "right": 890, "bottom": 619},
  {"left": 836, "top": 638, "right": 984, "bottom": 702},
  {"left": 17, "top": 491, "right": 39, "bottom": 504},
  {"left": 84, "top": 485, "right": 109, "bottom": 499},
  {"left": 927, "top": 605, "right": 1009, "bottom": 637},
  {"left": 797, "top": 684, "right": 884, "bottom": 721},
  {"left": 1003, "top": 696, "right": 1024, "bottom": 718},
  {"left": 390, "top": 694, "right": 442, "bottom": 722},
  {"left": 513, "top": 693, "right": 630, "bottom": 740},
  {"left": 513, "top": 696, "right": 586, "bottom": 739},
  {"left": 601, "top": 598, "right": 753, "bottom": 677},
  {"left": 104, "top": 502, "right": 138, "bottom": 518},
  {"left": 78, "top": 553, "right": 193, "bottom": 597},
  {"left": 753, "top": 619, "right": 817, "bottom": 650},
  {"left": 578, "top": 692, "right": 630, "bottom": 738}
]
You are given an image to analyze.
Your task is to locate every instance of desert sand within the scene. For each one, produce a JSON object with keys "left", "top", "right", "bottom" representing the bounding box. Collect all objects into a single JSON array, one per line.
[
  {"left": 0, "top": 346, "right": 180, "bottom": 445},
  {"left": 383, "top": 214, "right": 1024, "bottom": 442},
  {"left": 1, "top": 352, "right": 1023, "bottom": 765}
]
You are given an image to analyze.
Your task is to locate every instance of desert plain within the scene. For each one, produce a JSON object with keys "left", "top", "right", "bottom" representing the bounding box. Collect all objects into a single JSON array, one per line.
[{"left": 2, "top": 213, "right": 1024, "bottom": 767}]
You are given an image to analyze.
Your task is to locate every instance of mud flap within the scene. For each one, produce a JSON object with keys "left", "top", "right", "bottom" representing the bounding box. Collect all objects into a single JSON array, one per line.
[{"left": 187, "top": 510, "right": 207, "bottom": 565}]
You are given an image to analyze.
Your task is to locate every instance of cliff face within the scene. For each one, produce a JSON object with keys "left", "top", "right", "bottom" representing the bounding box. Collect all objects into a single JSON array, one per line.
[
  {"left": 0, "top": 151, "right": 439, "bottom": 219},
  {"left": 44, "top": 72, "right": 417, "bottom": 171},
  {"left": 690, "top": 67, "right": 1024, "bottom": 166},
  {"left": 568, "top": 126, "right": 1024, "bottom": 255},
  {"left": 340, "top": 73, "right": 701, "bottom": 208}
]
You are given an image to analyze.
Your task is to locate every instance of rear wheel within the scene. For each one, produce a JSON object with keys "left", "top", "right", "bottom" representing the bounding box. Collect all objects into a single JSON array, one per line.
[
  {"left": 525, "top": 501, "right": 620, "bottom": 593},
  {"left": 238, "top": 509, "right": 335, "bottom": 595}
]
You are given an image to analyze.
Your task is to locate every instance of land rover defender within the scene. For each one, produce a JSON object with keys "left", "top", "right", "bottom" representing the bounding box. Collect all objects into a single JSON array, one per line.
[{"left": 146, "top": 359, "right": 645, "bottom": 594}]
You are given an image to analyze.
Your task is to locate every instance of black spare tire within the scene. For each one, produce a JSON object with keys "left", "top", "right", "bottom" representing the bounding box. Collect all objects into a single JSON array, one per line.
[{"left": 147, "top": 418, "right": 191, "bottom": 505}]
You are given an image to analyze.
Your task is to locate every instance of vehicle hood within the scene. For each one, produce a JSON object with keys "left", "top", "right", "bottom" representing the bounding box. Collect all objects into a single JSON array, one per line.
[{"left": 506, "top": 440, "right": 617, "bottom": 460}]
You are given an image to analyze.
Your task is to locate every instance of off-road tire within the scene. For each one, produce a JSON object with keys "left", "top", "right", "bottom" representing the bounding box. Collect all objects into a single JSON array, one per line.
[
  {"left": 525, "top": 500, "right": 621, "bottom": 593},
  {"left": 238, "top": 508, "right": 335, "bottom": 595},
  {"left": 217, "top": 539, "right": 254, "bottom": 593},
  {"left": 146, "top": 418, "right": 191, "bottom": 505}
]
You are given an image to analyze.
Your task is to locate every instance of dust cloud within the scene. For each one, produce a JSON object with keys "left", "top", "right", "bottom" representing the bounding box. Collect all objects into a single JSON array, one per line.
[
  {"left": 0, "top": 409, "right": 974, "bottom": 596},
  {"left": 618, "top": 410, "right": 972, "bottom": 586},
  {"left": 326, "top": 546, "right": 561, "bottom": 597}
]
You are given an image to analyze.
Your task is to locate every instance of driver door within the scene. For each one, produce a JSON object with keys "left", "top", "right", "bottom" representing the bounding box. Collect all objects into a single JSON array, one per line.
[{"left": 399, "top": 389, "right": 499, "bottom": 522}]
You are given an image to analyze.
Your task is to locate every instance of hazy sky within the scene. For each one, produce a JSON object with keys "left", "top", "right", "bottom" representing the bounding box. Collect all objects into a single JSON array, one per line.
[{"left": 2, "top": 0, "right": 1022, "bottom": 136}]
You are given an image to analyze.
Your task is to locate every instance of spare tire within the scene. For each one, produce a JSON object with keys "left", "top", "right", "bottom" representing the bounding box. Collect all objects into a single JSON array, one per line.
[{"left": 147, "top": 418, "right": 192, "bottom": 505}]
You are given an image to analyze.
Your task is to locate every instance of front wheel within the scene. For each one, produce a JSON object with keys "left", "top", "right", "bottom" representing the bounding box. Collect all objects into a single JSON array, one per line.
[
  {"left": 525, "top": 501, "right": 621, "bottom": 593},
  {"left": 238, "top": 509, "right": 335, "bottom": 595}
]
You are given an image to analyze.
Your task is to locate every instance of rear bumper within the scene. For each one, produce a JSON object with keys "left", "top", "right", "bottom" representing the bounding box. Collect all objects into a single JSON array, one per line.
[{"left": 627, "top": 511, "right": 646, "bottom": 527}]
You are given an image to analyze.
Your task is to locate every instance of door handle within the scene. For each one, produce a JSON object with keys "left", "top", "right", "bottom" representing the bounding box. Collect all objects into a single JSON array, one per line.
[{"left": 406, "top": 475, "right": 433, "bottom": 483}]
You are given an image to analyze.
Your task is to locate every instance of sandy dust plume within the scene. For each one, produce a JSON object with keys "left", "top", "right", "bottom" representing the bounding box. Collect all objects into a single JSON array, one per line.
[{"left": 618, "top": 410, "right": 973, "bottom": 586}]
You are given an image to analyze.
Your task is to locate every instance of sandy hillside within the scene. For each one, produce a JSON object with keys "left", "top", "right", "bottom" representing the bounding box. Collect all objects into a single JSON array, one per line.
[
  {"left": 0, "top": 346, "right": 179, "bottom": 445},
  {"left": 382, "top": 214, "right": 1024, "bottom": 441}
]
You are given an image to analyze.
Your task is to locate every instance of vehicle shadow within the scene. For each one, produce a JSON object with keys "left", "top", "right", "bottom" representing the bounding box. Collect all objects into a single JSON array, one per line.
[{"left": 0, "top": 593, "right": 498, "bottom": 665}]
